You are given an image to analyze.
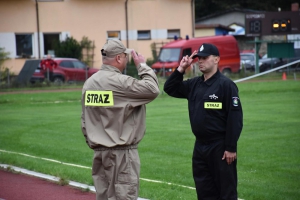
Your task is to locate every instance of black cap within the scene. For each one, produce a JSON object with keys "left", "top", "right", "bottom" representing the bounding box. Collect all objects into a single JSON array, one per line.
[{"left": 192, "top": 43, "right": 220, "bottom": 59}]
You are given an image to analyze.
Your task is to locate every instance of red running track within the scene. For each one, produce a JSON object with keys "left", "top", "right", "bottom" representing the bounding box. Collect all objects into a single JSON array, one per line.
[{"left": 0, "top": 169, "right": 95, "bottom": 200}]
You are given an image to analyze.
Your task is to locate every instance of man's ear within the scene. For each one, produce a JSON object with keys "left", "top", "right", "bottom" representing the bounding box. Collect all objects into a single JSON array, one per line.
[
  {"left": 116, "top": 54, "right": 122, "bottom": 64},
  {"left": 214, "top": 56, "right": 220, "bottom": 63}
]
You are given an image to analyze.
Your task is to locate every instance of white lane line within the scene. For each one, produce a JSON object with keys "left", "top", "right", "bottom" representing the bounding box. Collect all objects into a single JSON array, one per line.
[
  {"left": 0, "top": 149, "right": 90, "bottom": 169},
  {"left": 31, "top": 100, "right": 80, "bottom": 104},
  {"left": 139, "top": 177, "right": 195, "bottom": 190},
  {"left": 0, "top": 149, "right": 195, "bottom": 190},
  {"left": 0, "top": 164, "right": 148, "bottom": 200},
  {"left": 0, "top": 149, "right": 245, "bottom": 200}
]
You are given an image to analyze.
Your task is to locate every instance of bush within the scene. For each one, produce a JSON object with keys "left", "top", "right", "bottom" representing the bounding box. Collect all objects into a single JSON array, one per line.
[
  {"left": 80, "top": 36, "right": 95, "bottom": 67},
  {"left": 0, "top": 47, "right": 12, "bottom": 85},
  {"left": 0, "top": 47, "right": 10, "bottom": 71},
  {"left": 54, "top": 37, "right": 82, "bottom": 59}
]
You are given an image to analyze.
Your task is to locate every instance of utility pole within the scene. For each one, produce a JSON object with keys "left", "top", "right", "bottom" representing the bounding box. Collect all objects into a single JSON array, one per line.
[{"left": 35, "top": 0, "right": 41, "bottom": 59}]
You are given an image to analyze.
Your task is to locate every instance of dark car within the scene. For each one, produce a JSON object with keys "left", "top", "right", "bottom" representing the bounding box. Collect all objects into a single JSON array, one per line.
[
  {"left": 240, "top": 53, "right": 256, "bottom": 71},
  {"left": 240, "top": 53, "right": 286, "bottom": 72},
  {"left": 277, "top": 56, "right": 300, "bottom": 72},
  {"left": 259, "top": 56, "right": 300, "bottom": 72},
  {"left": 30, "top": 64, "right": 45, "bottom": 83},
  {"left": 259, "top": 55, "right": 285, "bottom": 72},
  {"left": 31, "top": 58, "right": 98, "bottom": 84}
]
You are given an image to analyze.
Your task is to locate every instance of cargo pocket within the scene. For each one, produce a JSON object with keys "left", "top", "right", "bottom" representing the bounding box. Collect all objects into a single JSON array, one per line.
[
  {"left": 115, "top": 173, "right": 138, "bottom": 200},
  {"left": 115, "top": 150, "right": 139, "bottom": 200}
]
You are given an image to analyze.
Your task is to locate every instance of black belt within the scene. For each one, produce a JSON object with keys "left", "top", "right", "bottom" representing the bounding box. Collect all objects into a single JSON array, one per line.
[{"left": 93, "top": 144, "right": 138, "bottom": 151}]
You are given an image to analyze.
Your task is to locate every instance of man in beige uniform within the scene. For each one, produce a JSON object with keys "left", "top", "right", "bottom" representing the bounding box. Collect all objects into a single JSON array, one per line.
[{"left": 81, "top": 39, "right": 160, "bottom": 200}]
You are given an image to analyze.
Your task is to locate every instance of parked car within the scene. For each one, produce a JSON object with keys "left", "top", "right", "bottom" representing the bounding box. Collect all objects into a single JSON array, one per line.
[
  {"left": 240, "top": 53, "right": 285, "bottom": 72},
  {"left": 283, "top": 56, "right": 300, "bottom": 70},
  {"left": 259, "top": 55, "right": 284, "bottom": 72},
  {"left": 262, "top": 54, "right": 300, "bottom": 72},
  {"left": 30, "top": 64, "right": 45, "bottom": 83},
  {"left": 240, "top": 53, "right": 256, "bottom": 71},
  {"left": 30, "top": 58, "right": 98, "bottom": 84}
]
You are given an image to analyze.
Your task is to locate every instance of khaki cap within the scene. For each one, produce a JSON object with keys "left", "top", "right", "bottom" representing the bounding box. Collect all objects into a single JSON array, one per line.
[{"left": 101, "top": 39, "right": 132, "bottom": 57}]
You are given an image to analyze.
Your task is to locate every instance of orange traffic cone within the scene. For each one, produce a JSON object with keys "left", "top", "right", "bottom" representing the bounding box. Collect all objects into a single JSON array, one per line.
[{"left": 282, "top": 72, "right": 287, "bottom": 80}]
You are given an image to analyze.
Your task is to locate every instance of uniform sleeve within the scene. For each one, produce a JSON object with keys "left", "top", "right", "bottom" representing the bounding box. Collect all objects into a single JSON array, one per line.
[
  {"left": 137, "top": 63, "right": 160, "bottom": 95},
  {"left": 224, "top": 81, "right": 243, "bottom": 152},
  {"left": 81, "top": 92, "right": 89, "bottom": 147},
  {"left": 117, "top": 63, "right": 160, "bottom": 106},
  {"left": 163, "top": 69, "right": 190, "bottom": 98}
]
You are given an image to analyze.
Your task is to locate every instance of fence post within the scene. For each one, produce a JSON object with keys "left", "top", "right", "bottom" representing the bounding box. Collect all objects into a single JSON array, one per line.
[
  {"left": 47, "top": 68, "right": 49, "bottom": 81},
  {"left": 85, "top": 66, "right": 88, "bottom": 81},
  {"left": 163, "top": 62, "right": 166, "bottom": 78},
  {"left": 7, "top": 69, "right": 10, "bottom": 86}
]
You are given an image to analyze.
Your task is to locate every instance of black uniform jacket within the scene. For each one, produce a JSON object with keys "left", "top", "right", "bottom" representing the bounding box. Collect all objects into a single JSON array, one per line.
[{"left": 164, "top": 69, "right": 243, "bottom": 152}]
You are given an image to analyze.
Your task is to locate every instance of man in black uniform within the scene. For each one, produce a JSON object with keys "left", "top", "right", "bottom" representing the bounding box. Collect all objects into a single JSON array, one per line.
[{"left": 164, "top": 43, "right": 243, "bottom": 200}]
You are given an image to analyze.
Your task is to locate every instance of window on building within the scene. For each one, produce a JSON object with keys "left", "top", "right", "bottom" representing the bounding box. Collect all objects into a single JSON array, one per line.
[
  {"left": 44, "top": 33, "right": 60, "bottom": 56},
  {"left": 15, "top": 34, "right": 33, "bottom": 58},
  {"left": 167, "top": 29, "right": 180, "bottom": 39},
  {"left": 137, "top": 30, "right": 151, "bottom": 40},
  {"left": 107, "top": 31, "right": 120, "bottom": 39}
]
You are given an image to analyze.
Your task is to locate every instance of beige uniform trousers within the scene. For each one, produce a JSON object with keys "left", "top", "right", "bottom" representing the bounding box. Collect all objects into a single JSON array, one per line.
[{"left": 92, "top": 148, "right": 140, "bottom": 200}]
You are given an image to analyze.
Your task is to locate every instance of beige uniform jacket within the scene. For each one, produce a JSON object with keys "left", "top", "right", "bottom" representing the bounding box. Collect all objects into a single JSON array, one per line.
[{"left": 81, "top": 63, "right": 159, "bottom": 149}]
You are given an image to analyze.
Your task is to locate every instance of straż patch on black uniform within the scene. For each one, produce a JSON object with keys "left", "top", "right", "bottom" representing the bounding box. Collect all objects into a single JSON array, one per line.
[{"left": 232, "top": 97, "right": 239, "bottom": 107}]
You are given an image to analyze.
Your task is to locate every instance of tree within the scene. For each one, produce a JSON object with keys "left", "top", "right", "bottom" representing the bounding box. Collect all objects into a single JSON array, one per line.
[
  {"left": 80, "top": 36, "right": 95, "bottom": 67},
  {"left": 0, "top": 47, "right": 10, "bottom": 70},
  {"left": 0, "top": 47, "right": 11, "bottom": 85},
  {"left": 54, "top": 37, "right": 82, "bottom": 59}
]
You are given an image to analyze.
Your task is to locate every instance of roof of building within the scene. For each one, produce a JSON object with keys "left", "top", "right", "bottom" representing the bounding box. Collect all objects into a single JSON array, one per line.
[{"left": 195, "top": 24, "right": 235, "bottom": 31}]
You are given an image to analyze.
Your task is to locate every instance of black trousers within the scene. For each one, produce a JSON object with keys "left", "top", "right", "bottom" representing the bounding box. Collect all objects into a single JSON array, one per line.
[
  {"left": 44, "top": 71, "right": 54, "bottom": 82},
  {"left": 192, "top": 139, "right": 237, "bottom": 200}
]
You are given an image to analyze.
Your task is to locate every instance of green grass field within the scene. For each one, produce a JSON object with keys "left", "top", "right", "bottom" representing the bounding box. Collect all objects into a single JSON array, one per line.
[{"left": 0, "top": 79, "right": 300, "bottom": 200}]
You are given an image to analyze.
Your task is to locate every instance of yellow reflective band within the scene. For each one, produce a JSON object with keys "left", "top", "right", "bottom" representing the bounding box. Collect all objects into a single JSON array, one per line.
[
  {"left": 85, "top": 91, "right": 114, "bottom": 106},
  {"left": 204, "top": 102, "right": 222, "bottom": 109}
]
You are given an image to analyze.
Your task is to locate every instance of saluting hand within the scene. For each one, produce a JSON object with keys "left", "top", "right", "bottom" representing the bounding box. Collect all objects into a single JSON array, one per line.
[
  {"left": 177, "top": 50, "right": 198, "bottom": 73},
  {"left": 131, "top": 50, "right": 146, "bottom": 68}
]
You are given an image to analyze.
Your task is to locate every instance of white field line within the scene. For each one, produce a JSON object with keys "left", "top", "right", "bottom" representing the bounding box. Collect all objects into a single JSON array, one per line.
[
  {"left": 0, "top": 150, "right": 245, "bottom": 199},
  {"left": 31, "top": 100, "right": 81, "bottom": 104},
  {"left": 0, "top": 149, "right": 90, "bottom": 169},
  {"left": 0, "top": 149, "right": 195, "bottom": 190},
  {"left": 234, "top": 59, "right": 300, "bottom": 83},
  {"left": 0, "top": 164, "right": 148, "bottom": 200}
]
